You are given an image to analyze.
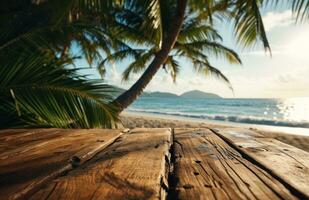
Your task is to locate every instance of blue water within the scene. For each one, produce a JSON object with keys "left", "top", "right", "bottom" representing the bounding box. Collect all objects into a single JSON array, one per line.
[{"left": 128, "top": 97, "right": 309, "bottom": 128}]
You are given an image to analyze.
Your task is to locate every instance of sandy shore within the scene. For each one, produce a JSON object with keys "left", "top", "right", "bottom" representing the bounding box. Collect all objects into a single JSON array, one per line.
[{"left": 120, "top": 112, "right": 309, "bottom": 152}]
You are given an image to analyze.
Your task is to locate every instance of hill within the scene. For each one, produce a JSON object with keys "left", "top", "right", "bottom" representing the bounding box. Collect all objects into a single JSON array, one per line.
[
  {"left": 142, "top": 91, "right": 178, "bottom": 98},
  {"left": 111, "top": 88, "right": 221, "bottom": 99},
  {"left": 180, "top": 90, "right": 221, "bottom": 99},
  {"left": 111, "top": 88, "right": 178, "bottom": 98}
]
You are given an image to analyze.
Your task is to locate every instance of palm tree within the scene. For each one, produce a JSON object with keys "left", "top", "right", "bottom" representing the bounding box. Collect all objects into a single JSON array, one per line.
[
  {"left": 106, "top": 0, "right": 189, "bottom": 111},
  {"left": 107, "top": 0, "right": 309, "bottom": 112},
  {"left": 103, "top": 0, "right": 264, "bottom": 111},
  {"left": 102, "top": 13, "right": 241, "bottom": 91},
  {"left": 0, "top": 0, "right": 123, "bottom": 128},
  {"left": 0, "top": 0, "right": 126, "bottom": 68}
]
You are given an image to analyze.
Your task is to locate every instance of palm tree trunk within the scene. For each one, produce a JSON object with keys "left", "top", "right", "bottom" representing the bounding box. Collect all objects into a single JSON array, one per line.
[{"left": 113, "top": 0, "right": 188, "bottom": 112}]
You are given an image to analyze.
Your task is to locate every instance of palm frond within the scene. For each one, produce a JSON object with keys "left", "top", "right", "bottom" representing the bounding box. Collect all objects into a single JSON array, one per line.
[
  {"left": 122, "top": 49, "right": 155, "bottom": 81},
  {"left": 178, "top": 24, "right": 222, "bottom": 43},
  {"left": 268, "top": 0, "right": 309, "bottom": 21},
  {"left": 164, "top": 56, "right": 181, "bottom": 82},
  {"left": 145, "top": 0, "right": 163, "bottom": 47},
  {"left": 175, "top": 40, "right": 241, "bottom": 64},
  {"left": 0, "top": 53, "right": 118, "bottom": 128},
  {"left": 192, "top": 58, "right": 233, "bottom": 91},
  {"left": 232, "top": 0, "right": 271, "bottom": 53},
  {"left": 292, "top": 0, "right": 309, "bottom": 20},
  {"left": 99, "top": 47, "right": 147, "bottom": 78},
  {"left": 197, "top": 41, "right": 241, "bottom": 64}
]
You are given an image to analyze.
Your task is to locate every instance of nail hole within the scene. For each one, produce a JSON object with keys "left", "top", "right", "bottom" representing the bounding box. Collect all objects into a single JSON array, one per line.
[
  {"left": 71, "top": 156, "right": 80, "bottom": 163},
  {"left": 195, "top": 160, "right": 201, "bottom": 164},
  {"left": 183, "top": 184, "right": 194, "bottom": 189},
  {"left": 204, "top": 184, "right": 212, "bottom": 188},
  {"left": 70, "top": 156, "right": 81, "bottom": 168},
  {"left": 193, "top": 172, "right": 199, "bottom": 176}
]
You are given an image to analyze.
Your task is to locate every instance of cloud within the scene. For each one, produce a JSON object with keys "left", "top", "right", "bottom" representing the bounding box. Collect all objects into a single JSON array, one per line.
[
  {"left": 263, "top": 10, "right": 294, "bottom": 32},
  {"left": 275, "top": 74, "right": 296, "bottom": 83},
  {"left": 284, "top": 26, "right": 309, "bottom": 59},
  {"left": 241, "top": 23, "right": 309, "bottom": 58}
]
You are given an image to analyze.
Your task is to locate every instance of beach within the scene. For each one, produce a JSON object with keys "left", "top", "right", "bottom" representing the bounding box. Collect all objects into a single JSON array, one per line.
[{"left": 120, "top": 111, "right": 309, "bottom": 152}]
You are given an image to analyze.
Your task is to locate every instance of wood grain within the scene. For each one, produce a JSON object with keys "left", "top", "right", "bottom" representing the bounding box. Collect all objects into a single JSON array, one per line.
[
  {"left": 30, "top": 128, "right": 172, "bottom": 200},
  {"left": 173, "top": 128, "right": 297, "bottom": 200},
  {"left": 0, "top": 129, "right": 123, "bottom": 200},
  {"left": 1, "top": 127, "right": 307, "bottom": 200},
  {"left": 214, "top": 128, "right": 309, "bottom": 199}
]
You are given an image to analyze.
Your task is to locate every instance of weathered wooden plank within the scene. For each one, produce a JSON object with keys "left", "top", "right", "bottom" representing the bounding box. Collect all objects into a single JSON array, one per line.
[
  {"left": 0, "top": 129, "right": 31, "bottom": 137},
  {"left": 173, "top": 128, "right": 297, "bottom": 200},
  {"left": 30, "top": 128, "right": 172, "bottom": 200},
  {"left": 214, "top": 128, "right": 309, "bottom": 199},
  {"left": 0, "top": 129, "right": 69, "bottom": 153},
  {"left": 0, "top": 129, "right": 123, "bottom": 200}
]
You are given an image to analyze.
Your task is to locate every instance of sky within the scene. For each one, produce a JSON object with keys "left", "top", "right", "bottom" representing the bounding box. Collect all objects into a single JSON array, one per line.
[{"left": 80, "top": 6, "right": 309, "bottom": 98}]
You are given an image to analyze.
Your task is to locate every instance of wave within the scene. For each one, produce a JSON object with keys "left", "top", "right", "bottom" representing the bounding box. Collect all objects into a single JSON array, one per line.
[{"left": 127, "top": 108, "right": 309, "bottom": 128}]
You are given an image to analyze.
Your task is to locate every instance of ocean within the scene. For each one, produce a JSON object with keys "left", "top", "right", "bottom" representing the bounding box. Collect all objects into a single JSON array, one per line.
[{"left": 128, "top": 97, "right": 309, "bottom": 128}]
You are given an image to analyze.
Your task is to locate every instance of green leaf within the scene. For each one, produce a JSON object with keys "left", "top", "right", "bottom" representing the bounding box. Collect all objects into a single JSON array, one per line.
[{"left": 0, "top": 53, "right": 118, "bottom": 128}]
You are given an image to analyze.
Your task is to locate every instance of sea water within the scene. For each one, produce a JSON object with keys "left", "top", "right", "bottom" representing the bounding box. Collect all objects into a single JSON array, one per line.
[{"left": 128, "top": 97, "right": 309, "bottom": 128}]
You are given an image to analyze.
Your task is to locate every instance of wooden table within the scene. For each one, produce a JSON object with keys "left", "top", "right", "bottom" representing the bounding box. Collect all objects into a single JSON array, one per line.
[{"left": 0, "top": 128, "right": 308, "bottom": 200}]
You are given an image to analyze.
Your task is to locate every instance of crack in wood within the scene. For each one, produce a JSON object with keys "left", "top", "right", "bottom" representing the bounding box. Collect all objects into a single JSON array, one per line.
[
  {"left": 210, "top": 128, "right": 308, "bottom": 200},
  {"left": 9, "top": 130, "right": 127, "bottom": 200},
  {"left": 1, "top": 128, "right": 307, "bottom": 200}
]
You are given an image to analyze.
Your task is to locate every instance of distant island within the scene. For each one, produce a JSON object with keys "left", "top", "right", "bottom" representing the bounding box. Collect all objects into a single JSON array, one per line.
[
  {"left": 143, "top": 90, "right": 222, "bottom": 99},
  {"left": 142, "top": 91, "right": 179, "bottom": 98},
  {"left": 180, "top": 90, "right": 221, "bottom": 99},
  {"left": 113, "top": 87, "right": 222, "bottom": 99}
]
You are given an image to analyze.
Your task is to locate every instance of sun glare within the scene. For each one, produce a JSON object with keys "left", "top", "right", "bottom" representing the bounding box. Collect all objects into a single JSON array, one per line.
[{"left": 279, "top": 97, "right": 309, "bottom": 122}]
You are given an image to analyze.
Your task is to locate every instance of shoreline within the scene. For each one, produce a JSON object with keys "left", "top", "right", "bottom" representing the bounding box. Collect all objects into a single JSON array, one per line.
[
  {"left": 123, "top": 111, "right": 309, "bottom": 136},
  {"left": 121, "top": 111, "right": 309, "bottom": 152}
]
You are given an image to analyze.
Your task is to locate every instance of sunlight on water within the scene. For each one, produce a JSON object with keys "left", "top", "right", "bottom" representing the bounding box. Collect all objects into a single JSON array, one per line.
[
  {"left": 279, "top": 97, "right": 309, "bottom": 122},
  {"left": 130, "top": 96, "right": 309, "bottom": 129}
]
